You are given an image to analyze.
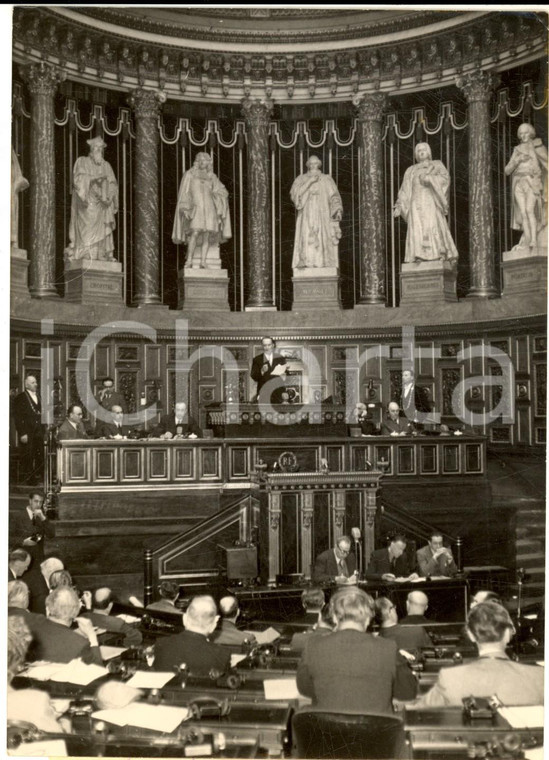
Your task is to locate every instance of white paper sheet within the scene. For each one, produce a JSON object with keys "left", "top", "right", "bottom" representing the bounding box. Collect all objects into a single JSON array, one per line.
[
  {"left": 116, "top": 613, "right": 141, "bottom": 624},
  {"left": 230, "top": 653, "right": 247, "bottom": 667},
  {"left": 125, "top": 670, "right": 176, "bottom": 689},
  {"left": 50, "top": 660, "right": 109, "bottom": 686},
  {"left": 8, "top": 739, "right": 68, "bottom": 756},
  {"left": 99, "top": 645, "right": 128, "bottom": 660},
  {"left": 499, "top": 706, "right": 544, "bottom": 729},
  {"left": 270, "top": 363, "right": 287, "bottom": 376},
  {"left": 263, "top": 677, "right": 300, "bottom": 700},
  {"left": 22, "top": 662, "right": 66, "bottom": 681},
  {"left": 244, "top": 626, "right": 280, "bottom": 645},
  {"left": 92, "top": 703, "right": 189, "bottom": 732}
]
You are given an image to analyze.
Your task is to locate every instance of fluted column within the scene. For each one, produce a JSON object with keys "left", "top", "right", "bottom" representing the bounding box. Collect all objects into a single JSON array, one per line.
[
  {"left": 457, "top": 70, "right": 499, "bottom": 298},
  {"left": 242, "top": 98, "right": 275, "bottom": 310},
  {"left": 21, "top": 63, "right": 64, "bottom": 298},
  {"left": 354, "top": 93, "right": 388, "bottom": 305},
  {"left": 129, "top": 88, "right": 165, "bottom": 305}
]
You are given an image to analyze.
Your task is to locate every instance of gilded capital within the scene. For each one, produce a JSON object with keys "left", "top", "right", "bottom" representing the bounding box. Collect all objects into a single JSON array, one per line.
[
  {"left": 353, "top": 92, "right": 387, "bottom": 122},
  {"left": 20, "top": 62, "right": 65, "bottom": 96},
  {"left": 129, "top": 88, "right": 166, "bottom": 118},
  {"left": 241, "top": 97, "right": 274, "bottom": 127},
  {"left": 456, "top": 70, "right": 498, "bottom": 102}
]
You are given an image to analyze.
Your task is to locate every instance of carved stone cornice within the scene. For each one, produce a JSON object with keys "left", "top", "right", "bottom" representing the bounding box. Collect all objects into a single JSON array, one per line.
[
  {"left": 456, "top": 69, "right": 498, "bottom": 102},
  {"left": 353, "top": 92, "right": 387, "bottom": 122},
  {"left": 241, "top": 98, "right": 274, "bottom": 126},
  {"left": 129, "top": 87, "right": 166, "bottom": 118},
  {"left": 20, "top": 62, "right": 65, "bottom": 96}
]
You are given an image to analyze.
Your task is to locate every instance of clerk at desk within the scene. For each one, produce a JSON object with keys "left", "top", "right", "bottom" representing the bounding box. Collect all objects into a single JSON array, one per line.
[
  {"left": 417, "top": 530, "right": 458, "bottom": 578},
  {"left": 313, "top": 536, "right": 358, "bottom": 584},
  {"left": 366, "top": 533, "right": 419, "bottom": 582},
  {"left": 153, "top": 401, "right": 201, "bottom": 439},
  {"left": 380, "top": 401, "right": 413, "bottom": 436}
]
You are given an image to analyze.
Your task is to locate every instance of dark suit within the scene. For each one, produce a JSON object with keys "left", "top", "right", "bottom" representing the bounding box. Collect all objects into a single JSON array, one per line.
[
  {"left": 21, "top": 510, "right": 55, "bottom": 564},
  {"left": 96, "top": 421, "right": 132, "bottom": 439},
  {"left": 83, "top": 610, "right": 143, "bottom": 647},
  {"left": 21, "top": 567, "right": 49, "bottom": 615},
  {"left": 13, "top": 390, "right": 44, "bottom": 483},
  {"left": 153, "top": 414, "right": 201, "bottom": 438},
  {"left": 400, "top": 614, "right": 429, "bottom": 626},
  {"left": 8, "top": 607, "right": 47, "bottom": 659},
  {"left": 416, "top": 544, "right": 458, "bottom": 578},
  {"left": 211, "top": 619, "right": 256, "bottom": 647},
  {"left": 366, "top": 548, "right": 413, "bottom": 580},
  {"left": 313, "top": 548, "right": 357, "bottom": 583},
  {"left": 400, "top": 384, "right": 431, "bottom": 421},
  {"left": 153, "top": 629, "right": 230, "bottom": 676},
  {"left": 96, "top": 389, "right": 126, "bottom": 413},
  {"left": 57, "top": 419, "right": 89, "bottom": 441},
  {"left": 380, "top": 415, "right": 412, "bottom": 436},
  {"left": 296, "top": 629, "right": 412, "bottom": 712},
  {"left": 416, "top": 657, "right": 544, "bottom": 707},
  {"left": 250, "top": 353, "right": 287, "bottom": 403},
  {"left": 379, "top": 623, "right": 432, "bottom": 651},
  {"left": 289, "top": 627, "right": 332, "bottom": 653},
  {"left": 29, "top": 617, "right": 103, "bottom": 665}
]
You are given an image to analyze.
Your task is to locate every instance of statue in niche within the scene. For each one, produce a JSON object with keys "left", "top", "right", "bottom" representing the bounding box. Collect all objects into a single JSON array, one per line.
[
  {"left": 393, "top": 142, "right": 458, "bottom": 264},
  {"left": 505, "top": 123, "right": 548, "bottom": 255},
  {"left": 172, "top": 152, "right": 232, "bottom": 269},
  {"left": 11, "top": 148, "right": 29, "bottom": 251},
  {"left": 65, "top": 137, "right": 119, "bottom": 262},
  {"left": 291, "top": 155, "right": 343, "bottom": 269}
]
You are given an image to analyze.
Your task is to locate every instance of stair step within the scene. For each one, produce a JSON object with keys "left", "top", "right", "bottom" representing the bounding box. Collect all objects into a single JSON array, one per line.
[
  {"left": 516, "top": 554, "right": 546, "bottom": 568},
  {"left": 515, "top": 527, "right": 546, "bottom": 540},
  {"left": 515, "top": 541, "right": 545, "bottom": 555}
]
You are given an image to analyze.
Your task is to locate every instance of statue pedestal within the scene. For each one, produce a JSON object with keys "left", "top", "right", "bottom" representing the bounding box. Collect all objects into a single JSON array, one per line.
[
  {"left": 64, "top": 260, "right": 124, "bottom": 304},
  {"left": 502, "top": 248, "right": 547, "bottom": 298},
  {"left": 185, "top": 243, "right": 223, "bottom": 270},
  {"left": 179, "top": 267, "right": 230, "bottom": 311},
  {"left": 11, "top": 248, "right": 29, "bottom": 296},
  {"left": 399, "top": 260, "right": 457, "bottom": 304},
  {"left": 292, "top": 267, "right": 341, "bottom": 311}
]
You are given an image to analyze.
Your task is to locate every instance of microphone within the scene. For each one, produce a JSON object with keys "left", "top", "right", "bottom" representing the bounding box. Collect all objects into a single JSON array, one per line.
[{"left": 351, "top": 527, "right": 361, "bottom": 542}]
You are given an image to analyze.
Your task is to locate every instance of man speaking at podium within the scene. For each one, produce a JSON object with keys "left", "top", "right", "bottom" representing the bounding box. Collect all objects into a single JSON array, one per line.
[
  {"left": 313, "top": 536, "right": 358, "bottom": 584},
  {"left": 250, "top": 337, "right": 287, "bottom": 404}
]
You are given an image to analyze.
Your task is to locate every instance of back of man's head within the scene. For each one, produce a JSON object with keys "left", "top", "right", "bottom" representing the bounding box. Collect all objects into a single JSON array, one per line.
[
  {"left": 9, "top": 548, "right": 30, "bottom": 568},
  {"left": 8, "top": 580, "right": 29, "bottom": 609},
  {"left": 471, "top": 590, "right": 503, "bottom": 608},
  {"left": 158, "top": 581, "right": 180, "bottom": 601},
  {"left": 94, "top": 587, "right": 113, "bottom": 610},
  {"left": 467, "top": 601, "right": 514, "bottom": 644},
  {"left": 375, "top": 596, "right": 397, "bottom": 625},
  {"left": 46, "top": 587, "right": 81, "bottom": 624},
  {"left": 301, "top": 587, "right": 325, "bottom": 612},
  {"left": 183, "top": 595, "right": 219, "bottom": 635},
  {"left": 317, "top": 602, "right": 336, "bottom": 630},
  {"left": 219, "top": 595, "right": 239, "bottom": 620},
  {"left": 407, "top": 590, "right": 428, "bottom": 614},
  {"left": 41, "top": 557, "right": 64, "bottom": 583},
  {"left": 330, "top": 587, "right": 375, "bottom": 629}
]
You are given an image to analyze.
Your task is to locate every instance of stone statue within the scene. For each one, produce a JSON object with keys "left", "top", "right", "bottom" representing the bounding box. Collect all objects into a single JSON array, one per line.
[
  {"left": 290, "top": 155, "right": 343, "bottom": 269},
  {"left": 172, "top": 152, "right": 232, "bottom": 269},
  {"left": 65, "top": 137, "right": 119, "bottom": 262},
  {"left": 11, "top": 148, "right": 29, "bottom": 251},
  {"left": 393, "top": 142, "right": 458, "bottom": 264},
  {"left": 504, "top": 123, "right": 548, "bottom": 254}
]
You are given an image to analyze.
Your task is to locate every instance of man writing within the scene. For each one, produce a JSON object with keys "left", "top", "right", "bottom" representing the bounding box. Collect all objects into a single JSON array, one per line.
[
  {"left": 154, "top": 401, "right": 201, "bottom": 439},
  {"left": 381, "top": 401, "right": 413, "bottom": 436},
  {"left": 417, "top": 531, "right": 458, "bottom": 578},
  {"left": 250, "top": 337, "right": 287, "bottom": 404},
  {"left": 313, "top": 536, "right": 358, "bottom": 584},
  {"left": 366, "top": 534, "right": 418, "bottom": 582},
  {"left": 83, "top": 587, "right": 143, "bottom": 647}
]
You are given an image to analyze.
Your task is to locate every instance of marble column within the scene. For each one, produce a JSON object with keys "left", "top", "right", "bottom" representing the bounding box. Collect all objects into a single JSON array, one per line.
[
  {"left": 457, "top": 70, "right": 499, "bottom": 299},
  {"left": 354, "top": 93, "right": 388, "bottom": 306},
  {"left": 21, "top": 63, "right": 64, "bottom": 299},
  {"left": 242, "top": 98, "right": 276, "bottom": 311},
  {"left": 129, "top": 88, "right": 165, "bottom": 305}
]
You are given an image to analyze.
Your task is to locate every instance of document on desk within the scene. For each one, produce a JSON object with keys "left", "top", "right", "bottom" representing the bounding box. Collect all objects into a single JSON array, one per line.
[
  {"left": 92, "top": 703, "right": 189, "bottom": 732},
  {"left": 264, "top": 677, "right": 300, "bottom": 700},
  {"left": 125, "top": 670, "right": 176, "bottom": 689},
  {"left": 22, "top": 662, "right": 67, "bottom": 681},
  {"left": 50, "top": 661, "right": 109, "bottom": 685},
  {"left": 230, "top": 653, "right": 248, "bottom": 667},
  {"left": 116, "top": 613, "right": 141, "bottom": 624},
  {"left": 8, "top": 738, "right": 68, "bottom": 756},
  {"left": 245, "top": 626, "right": 280, "bottom": 644},
  {"left": 499, "top": 706, "right": 544, "bottom": 729},
  {"left": 99, "top": 645, "right": 128, "bottom": 660}
]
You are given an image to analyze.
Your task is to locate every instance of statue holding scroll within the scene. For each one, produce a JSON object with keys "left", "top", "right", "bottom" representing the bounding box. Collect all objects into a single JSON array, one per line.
[
  {"left": 393, "top": 143, "right": 458, "bottom": 264},
  {"left": 65, "top": 137, "right": 119, "bottom": 262},
  {"left": 11, "top": 148, "right": 29, "bottom": 251},
  {"left": 172, "top": 152, "right": 232, "bottom": 269},
  {"left": 291, "top": 155, "right": 343, "bottom": 269},
  {"left": 505, "top": 123, "right": 548, "bottom": 254}
]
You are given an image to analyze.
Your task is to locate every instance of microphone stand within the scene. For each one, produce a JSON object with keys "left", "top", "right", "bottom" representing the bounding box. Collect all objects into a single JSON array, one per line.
[{"left": 354, "top": 538, "right": 362, "bottom": 581}]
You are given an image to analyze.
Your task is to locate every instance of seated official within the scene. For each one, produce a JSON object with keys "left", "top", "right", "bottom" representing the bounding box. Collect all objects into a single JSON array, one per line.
[
  {"left": 375, "top": 596, "right": 432, "bottom": 651},
  {"left": 296, "top": 586, "right": 417, "bottom": 712},
  {"left": 211, "top": 596, "right": 257, "bottom": 647},
  {"left": 293, "top": 587, "right": 326, "bottom": 625},
  {"left": 8, "top": 580, "right": 46, "bottom": 648},
  {"left": 83, "top": 587, "right": 143, "bottom": 647},
  {"left": 8, "top": 548, "right": 31, "bottom": 581},
  {"left": 290, "top": 602, "right": 335, "bottom": 653},
  {"left": 30, "top": 587, "right": 103, "bottom": 665},
  {"left": 96, "top": 404, "right": 133, "bottom": 439},
  {"left": 417, "top": 531, "right": 458, "bottom": 578},
  {"left": 153, "top": 595, "right": 230, "bottom": 675},
  {"left": 153, "top": 401, "right": 201, "bottom": 439},
  {"left": 350, "top": 402, "right": 377, "bottom": 436},
  {"left": 21, "top": 490, "right": 55, "bottom": 564},
  {"left": 57, "top": 404, "right": 89, "bottom": 441},
  {"left": 400, "top": 591, "right": 430, "bottom": 625},
  {"left": 312, "top": 536, "right": 358, "bottom": 584},
  {"left": 414, "top": 602, "right": 544, "bottom": 707},
  {"left": 381, "top": 401, "right": 413, "bottom": 436},
  {"left": 8, "top": 615, "right": 66, "bottom": 733},
  {"left": 22, "top": 556, "right": 64, "bottom": 615},
  {"left": 365, "top": 534, "right": 418, "bottom": 582},
  {"left": 146, "top": 580, "right": 182, "bottom": 615}
]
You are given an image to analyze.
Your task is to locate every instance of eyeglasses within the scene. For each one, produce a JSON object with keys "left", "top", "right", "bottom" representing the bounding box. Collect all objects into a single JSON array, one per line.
[{"left": 338, "top": 548, "right": 350, "bottom": 555}]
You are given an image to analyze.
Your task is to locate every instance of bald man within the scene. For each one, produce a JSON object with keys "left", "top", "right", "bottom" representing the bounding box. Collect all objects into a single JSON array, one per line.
[
  {"left": 400, "top": 591, "right": 430, "bottom": 625},
  {"left": 83, "top": 587, "right": 142, "bottom": 647},
  {"left": 211, "top": 596, "right": 257, "bottom": 647},
  {"left": 153, "top": 595, "right": 230, "bottom": 675},
  {"left": 381, "top": 402, "right": 412, "bottom": 436}
]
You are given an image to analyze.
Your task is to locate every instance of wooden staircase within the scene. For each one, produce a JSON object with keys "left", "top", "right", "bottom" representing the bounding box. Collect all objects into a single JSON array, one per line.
[{"left": 514, "top": 504, "right": 545, "bottom": 607}]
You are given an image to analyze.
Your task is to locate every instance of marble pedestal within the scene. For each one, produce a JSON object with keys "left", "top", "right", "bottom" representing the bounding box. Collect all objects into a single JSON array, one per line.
[
  {"left": 64, "top": 260, "right": 124, "bottom": 304},
  {"left": 292, "top": 267, "right": 341, "bottom": 311},
  {"left": 399, "top": 260, "right": 457, "bottom": 304},
  {"left": 11, "top": 248, "right": 29, "bottom": 296},
  {"left": 502, "top": 248, "right": 547, "bottom": 298},
  {"left": 179, "top": 267, "right": 230, "bottom": 311}
]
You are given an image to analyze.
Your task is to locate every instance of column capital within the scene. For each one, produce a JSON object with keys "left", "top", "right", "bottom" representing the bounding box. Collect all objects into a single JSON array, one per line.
[
  {"left": 20, "top": 62, "right": 65, "bottom": 96},
  {"left": 353, "top": 92, "right": 388, "bottom": 122},
  {"left": 241, "top": 97, "right": 274, "bottom": 126},
  {"left": 129, "top": 88, "right": 166, "bottom": 118},
  {"left": 456, "top": 70, "right": 499, "bottom": 103}
]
